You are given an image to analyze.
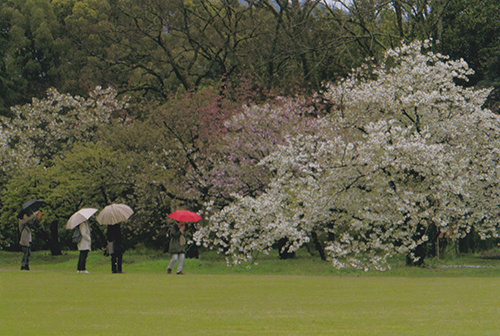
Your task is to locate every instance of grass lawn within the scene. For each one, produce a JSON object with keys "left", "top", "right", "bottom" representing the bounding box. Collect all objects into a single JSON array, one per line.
[{"left": 1, "top": 249, "right": 500, "bottom": 335}]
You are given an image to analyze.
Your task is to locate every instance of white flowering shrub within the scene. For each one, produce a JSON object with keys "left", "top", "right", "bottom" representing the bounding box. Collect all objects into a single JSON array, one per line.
[
  {"left": 195, "top": 40, "right": 500, "bottom": 270},
  {"left": 0, "top": 87, "right": 128, "bottom": 173}
]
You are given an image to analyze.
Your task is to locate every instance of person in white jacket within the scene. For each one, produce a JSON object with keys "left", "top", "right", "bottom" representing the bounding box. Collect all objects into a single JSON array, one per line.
[{"left": 77, "top": 221, "right": 91, "bottom": 273}]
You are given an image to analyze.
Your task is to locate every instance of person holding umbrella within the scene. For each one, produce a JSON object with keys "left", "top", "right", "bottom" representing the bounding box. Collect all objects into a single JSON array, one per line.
[
  {"left": 67, "top": 208, "right": 98, "bottom": 274},
  {"left": 96, "top": 204, "right": 134, "bottom": 274},
  {"left": 167, "top": 221, "right": 186, "bottom": 275},
  {"left": 18, "top": 201, "right": 43, "bottom": 271},
  {"left": 107, "top": 223, "right": 125, "bottom": 274},
  {"left": 76, "top": 220, "right": 92, "bottom": 273},
  {"left": 166, "top": 210, "right": 202, "bottom": 275}
]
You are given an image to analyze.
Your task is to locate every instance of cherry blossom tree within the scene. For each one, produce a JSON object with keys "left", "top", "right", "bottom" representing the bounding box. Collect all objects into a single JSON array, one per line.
[
  {"left": 0, "top": 86, "right": 129, "bottom": 174},
  {"left": 195, "top": 40, "right": 500, "bottom": 270},
  {"left": 207, "top": 97, "right": 321, "bottom": 202}
]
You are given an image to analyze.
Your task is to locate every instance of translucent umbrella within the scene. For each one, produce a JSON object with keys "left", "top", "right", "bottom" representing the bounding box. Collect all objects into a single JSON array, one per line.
[
  {"left": 66, "top": 208, "right": 98, "bottom": 229},
  {"left": 96, "top": 204, "right": 134, "bottom": 225}
]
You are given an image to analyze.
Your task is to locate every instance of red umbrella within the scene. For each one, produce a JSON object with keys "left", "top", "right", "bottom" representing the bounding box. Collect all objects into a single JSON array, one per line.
[{"left": 168, "top": 210, "right": 202, "bottom": 222}]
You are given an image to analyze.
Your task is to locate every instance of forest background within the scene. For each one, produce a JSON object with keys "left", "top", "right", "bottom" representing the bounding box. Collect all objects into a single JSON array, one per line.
[{"left": 1, "top": 0, "right": 500, "bottom": 269}]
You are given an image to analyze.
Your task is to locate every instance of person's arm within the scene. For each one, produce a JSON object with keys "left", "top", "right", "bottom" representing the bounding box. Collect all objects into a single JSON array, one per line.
[{"left": 19, "top": 212, "right": 38, "bottom": 231}]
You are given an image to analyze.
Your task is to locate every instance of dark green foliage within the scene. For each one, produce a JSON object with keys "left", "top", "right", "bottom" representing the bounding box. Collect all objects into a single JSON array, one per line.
[
  {"left": 0, "top": 0, "right": 83, "bottom": 115},
  {"left": 437, "top": 0, "right": 500, "bottom": 112}
]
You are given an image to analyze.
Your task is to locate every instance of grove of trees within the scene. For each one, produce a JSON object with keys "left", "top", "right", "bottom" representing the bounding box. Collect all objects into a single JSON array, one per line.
[{"left": 1, "top": 0, "right": 500, "bottom": 269}]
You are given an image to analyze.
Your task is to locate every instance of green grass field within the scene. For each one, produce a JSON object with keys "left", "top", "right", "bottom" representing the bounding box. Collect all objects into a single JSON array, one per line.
[{"left": 2, "top": 249, "right": 500, "bottom": 335}]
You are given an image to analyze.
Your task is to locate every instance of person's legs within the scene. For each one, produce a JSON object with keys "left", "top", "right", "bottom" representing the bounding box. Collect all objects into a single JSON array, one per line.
[
  {"left": 111, "top": 253, "right": 117, "bottom": 273},
  {"left": 116, "top": 252, "right": 123, "bottom": 273},
  {"left": 21, "top": 245, "right": 30, "bottom": 270},
  {"left": 168, "top": 254, "right": 179, "bottom": 273},
  {"left": 176, "top": 253, "right": 185, "bottom": 274},
  {"left": 112, "top": 252, "right": 124, "bottom": 273},
  {"left": 78, "top": 250, "right": 89, "bottom": 271}
]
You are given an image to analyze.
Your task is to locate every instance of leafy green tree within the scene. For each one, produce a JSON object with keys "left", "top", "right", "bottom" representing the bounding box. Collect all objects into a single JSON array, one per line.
[
  {"left": 59, "top": 0, "right": 259, "bottom": 99},
  {"left": 57, "top": 0, "right": 362, "bottom": 99},
  {"left": 45, "top": 142, "right": 141, "bottom": 249},
  {"left": 0, "top": 164, "right": 65, "bottom": 254},
  {"left": 438, "top": 0, "right": 500, "bottom": 112},
  {"left": 0, "top": 0, "right": 81, "bottom": 115}
]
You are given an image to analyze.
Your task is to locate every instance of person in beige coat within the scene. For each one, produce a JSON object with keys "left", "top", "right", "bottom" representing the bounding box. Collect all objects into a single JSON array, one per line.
[
  {"left": 19, "top": 210, "right": 41, "bottom": 271},
  {"left": 77, "top": 221, "right": 91, "bottom": 273}
]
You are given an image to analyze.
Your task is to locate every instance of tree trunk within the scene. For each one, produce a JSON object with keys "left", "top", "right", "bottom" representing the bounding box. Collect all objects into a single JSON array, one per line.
[
  {"left": 393, "top": 1, "right": 405, "bottom": 38},
  {"left": 49, "top": 220, "right": 62, "bottom": 256},
  {"left": 311, "top": 231, "right": 326, "bottom": 261}
]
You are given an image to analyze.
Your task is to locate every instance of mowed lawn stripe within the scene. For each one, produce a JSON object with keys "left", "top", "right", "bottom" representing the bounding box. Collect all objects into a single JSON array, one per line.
[{"left": 2, "top": 272, "right": 500, "bottom": 335}]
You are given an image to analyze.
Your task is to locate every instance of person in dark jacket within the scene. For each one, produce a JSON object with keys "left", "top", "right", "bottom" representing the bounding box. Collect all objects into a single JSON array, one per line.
[
  {"left": 19, "top": 210, "right": 41, "bottom": 271},
  {"left": 167, "top": 222, "right": 186, "bottom": 274},
  {"left": 107, "top": 224, "right": 124, "bottom": 273}
]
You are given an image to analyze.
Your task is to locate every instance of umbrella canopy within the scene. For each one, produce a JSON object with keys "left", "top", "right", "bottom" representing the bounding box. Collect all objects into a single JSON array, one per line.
[
  {"left": 168, "top": 210, "right": 202, "bottom": 223},
  {"left": 66, "top": 208, "right": 98, "bottom": 230},
  {"left": 96, "top": 204, "right": 134, "bottom": 225},
  {"left": 18, "top": 200, "right": 45, "bottom": 219}
]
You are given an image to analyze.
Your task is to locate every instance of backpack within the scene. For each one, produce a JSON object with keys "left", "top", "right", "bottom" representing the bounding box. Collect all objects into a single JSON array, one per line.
[{"left": 72, "top": 227, "right": 82, "bottom": 243}]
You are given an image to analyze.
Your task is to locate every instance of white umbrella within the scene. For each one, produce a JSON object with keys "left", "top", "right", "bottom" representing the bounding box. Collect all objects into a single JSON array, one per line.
[
  {"left": 96, "top": 204, "right": 134, "bottom": 225},
  {"left": 66, "top": 208, "right": 98, "bottom": 229}
]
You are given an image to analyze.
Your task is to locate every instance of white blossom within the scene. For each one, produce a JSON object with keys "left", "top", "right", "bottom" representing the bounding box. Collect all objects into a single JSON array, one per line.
[
  {"left": 195, "top": 40, "right": 500, "bottom": 270},
  {"left": 0, "top": 87, "right": 129, "bottom": 172}
]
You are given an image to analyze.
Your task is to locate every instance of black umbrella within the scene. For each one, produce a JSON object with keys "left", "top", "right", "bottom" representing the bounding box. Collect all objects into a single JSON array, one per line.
[{"left": 18, "top": 200, "right": 45, "bottom": 219}]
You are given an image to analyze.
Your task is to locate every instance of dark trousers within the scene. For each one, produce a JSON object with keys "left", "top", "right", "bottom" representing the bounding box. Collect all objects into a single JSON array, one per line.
[
  {"left": 111, "top": 252, "right": 123, "bottom": 273},
  {"left": 21, "top": 245, "right": 31, "bottom": 269},
  {"left": 77, "top": 250, "right": 89, "bottom": 271}
]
